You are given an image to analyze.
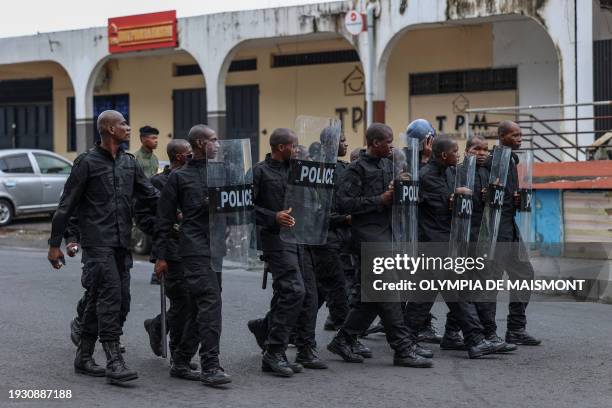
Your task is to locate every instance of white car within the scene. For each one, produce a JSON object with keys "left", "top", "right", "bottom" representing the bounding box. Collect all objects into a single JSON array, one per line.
[{"left": 0, "top": 149, "right": 72, "bottom": 226}]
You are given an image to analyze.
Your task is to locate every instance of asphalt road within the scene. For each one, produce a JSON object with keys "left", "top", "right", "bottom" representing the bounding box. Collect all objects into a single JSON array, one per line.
[{"left": 0, "top": 246, "right": 611, "bottom": 408}]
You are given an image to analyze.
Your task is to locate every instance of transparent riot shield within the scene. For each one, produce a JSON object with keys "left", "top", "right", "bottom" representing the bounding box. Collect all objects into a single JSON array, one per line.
[
  {"left": 516, "top": 150, "right": 533, "bottom": 261},
  {"left": 280, "top": 116, "right": 341, "bottom": 245},
  {"left": 449, "top": 154, "right": 476, "bottom": 260},
  {"left": 392, "top": 135, "right": 419, "bottom": 257},
  {"left": 477, "top": 145, "right": 512, "bottom": 260},
  {"left": 207, "top": 139, "right": 256, "bottom": 269}
]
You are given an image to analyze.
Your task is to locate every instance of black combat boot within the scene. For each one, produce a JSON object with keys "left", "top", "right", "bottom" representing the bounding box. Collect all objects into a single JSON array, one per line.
[
  {"left": 70, "top": 317, "right": 81, "bottom": 347},
  {"left": 262, "top": 347, "right": 294, "bottom": 377},
  {"left": 505, "top": 329, "right": 541, "bottom": 346},
  {"left": 415, "top": 343, "right": 434, "bottom": 358},
  {"left": 327, "top": 332, "right": 364, "bottom": 363},
  {"left": 143, "top": 319, "right": 162, "bottom": 356},
  {"left": 467, "top": 338, "right": 506, "bottom": 359},
  {"left": 200, "top": 367, "right": 232, "bottom": 386},
  {"left": 393, "top": 344, "right": 434, "bottom": 368},
  {"left": 416, "top": 315, "right": 442, "bottom": 344},
  {"left": 440, "top": 330, "right": 466, "bottom": 350},
  {"left": 485, "top": 334, "right": 517, "bottom": 353},
  {"left": 102, "top": 341, "right": 138, "bottom": 384},
  {"left": 262, "top": 353, "right": 303, "bottom": 374},
  {"left": 170, "top": 356, "right": 200, "bottom": 381},
  {"left": 296, "top": 346, "right": 328, "bottom": 369},
  {"left": 74, "top": 337, "right": 105, "bottom": 377},
  {"left": 352, "top": 339, "right": 373, "bottom": 358},
  {"left": 247, "top": 319, "right": 267, "bottom": 351}
]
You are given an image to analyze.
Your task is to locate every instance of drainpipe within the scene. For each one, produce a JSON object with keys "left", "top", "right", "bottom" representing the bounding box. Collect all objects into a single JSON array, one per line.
[{"left": 366, "top": 2, "right": 377, "bottom": 127}]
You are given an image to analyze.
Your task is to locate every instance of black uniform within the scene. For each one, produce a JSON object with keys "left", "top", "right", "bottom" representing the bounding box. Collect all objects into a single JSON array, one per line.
[
  {"left": 310, "top": 159, "right": 351, "bottom": 326},
  {"left": 253, "top": 154, "right": 318, "bottom": 350},
  {"left": 485, "top": 153, "right": 535, "bottom": 331},
  {"left": 154, "top": 158, "right": 221, "bottom": 371},
  {"left": 49, "top": 145, "right": 158, "bottom": 343},
  {"left": 403, "top": 161, "right": 486, "bottom": 347},
  {"left": 135, "top": 166, "right": 199, "bottom": 361},
  {"left": 335, "top": 151, "right": 416, "bottom": 352}
]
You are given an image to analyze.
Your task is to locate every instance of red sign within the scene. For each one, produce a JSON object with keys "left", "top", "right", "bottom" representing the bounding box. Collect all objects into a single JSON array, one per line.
[{"left": 108, "top": 10, "right": 177, "bottom": 54}]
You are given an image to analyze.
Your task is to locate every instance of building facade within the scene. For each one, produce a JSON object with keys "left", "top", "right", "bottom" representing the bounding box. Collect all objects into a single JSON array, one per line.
[{"left": 0, "top": 0, "right": 610, "bottom": 162}]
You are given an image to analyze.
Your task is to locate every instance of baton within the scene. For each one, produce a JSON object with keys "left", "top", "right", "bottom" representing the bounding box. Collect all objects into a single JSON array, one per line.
[
  {"left": 260, "top": 255, "right": 268, "bottom": 290},
  {"left": 160, "top": 275, "right": 168, "bottom": 359}
]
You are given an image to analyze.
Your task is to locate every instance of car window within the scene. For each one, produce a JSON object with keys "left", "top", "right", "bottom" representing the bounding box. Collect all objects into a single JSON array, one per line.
[
  {"left": 34, "top": 154, "right": 72, "bottom": 175},
  {"left": 0, "top": 154, "right": 34, "bottom": 174}
]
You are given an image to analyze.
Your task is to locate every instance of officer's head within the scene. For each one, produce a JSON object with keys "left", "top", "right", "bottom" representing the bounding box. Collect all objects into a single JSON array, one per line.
[
  {"left": 188, "top": 124, "right": 218, "bottom": 159},
  {"left": 319, "top": 126, "right": 343, "bottom": 160},
  {"left": 498, "top": 120, "right": 522, "bottom": 150},
  {"left": 365, "top": 123, "right": 393, "bottom": 159},
  {"left": 270, "top": 128, "right": 297, "bottom": 162},
  {"left": 432, "top": 135, "right": 459, "bottom": 167},
  {"left": 406, "top": 119, "right": 435, "bottom": 142},
  {"left": 167, "top": 139, "right": 192, "bottom": 166},
  {"left": 139, "top": 125, "right": 159, "bottom": 151},
  {"left": 97, "top": 110, "right": 131, "bottom": 144},
  {"left": 338, "top": 133, "right": 348, "bottom": 157},
  {"left": 466, "top": 135, "right": 488, "bottom": 167}
]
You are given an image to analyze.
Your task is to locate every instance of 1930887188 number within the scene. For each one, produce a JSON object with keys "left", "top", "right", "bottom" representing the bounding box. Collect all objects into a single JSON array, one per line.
[{"left": 8, "top": 389, "right": 72, "bottom": 399}]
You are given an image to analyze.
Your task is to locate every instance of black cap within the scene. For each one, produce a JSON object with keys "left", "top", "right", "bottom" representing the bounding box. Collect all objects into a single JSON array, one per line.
[{"left": 139, "top": 125, "right": 159, "bottom": 136}]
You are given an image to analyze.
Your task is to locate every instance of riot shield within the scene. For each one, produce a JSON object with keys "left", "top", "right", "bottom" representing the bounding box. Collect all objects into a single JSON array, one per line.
[
  {"left": 280, "top": 116, "right": 341, "bottom": 245},
  {"left": 392, "top": 135, "right": 419, "bottom": 257},
  {"left": 449, "top": 154, "right": 476, "bottom": 260},
  {"left": 207, "top": 139, "right": 256, "bottom": 269},
  {"left": 516, "top": 150, "right": 533, "bottom": 261},
  {"left": 477, "top": 145, "right": 512, "bottom": 260}
]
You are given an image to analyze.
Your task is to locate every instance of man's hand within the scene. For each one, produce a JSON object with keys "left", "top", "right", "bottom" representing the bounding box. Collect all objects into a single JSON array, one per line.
[
  {"left": 155, "top": 259, "right": 168, "bottom": 280},
  {"left": 66, "top": 242, "right": 80, "bottom": 257},
  {"left": 345, "top": 215, "right": 352, "bottom": 226},
  {"left": 514, "top": 192, "right": 521, "bottom": 209},
  {"left": 381, "top": 182, "right": 394, "bottom": 206},
  {"left": 275, "top": 208, "right": 295, "bottom": 228},
  {"left": 421, "top": 136, "right": 433, "bottom": 163},
  {"left": 48, "top": 247, "right": 66, "bottom": 270},
  {"left": 481, "top": 187, "right": 488, "bottom": 204}
]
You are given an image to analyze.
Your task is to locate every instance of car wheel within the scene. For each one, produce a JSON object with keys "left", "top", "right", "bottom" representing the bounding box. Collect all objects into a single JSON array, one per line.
[
  {"left": 131, "top": 227, "right": 152, "bottom": 255},
  {"left": 0, "top": 199, "right": 14, "bottom": 227}
]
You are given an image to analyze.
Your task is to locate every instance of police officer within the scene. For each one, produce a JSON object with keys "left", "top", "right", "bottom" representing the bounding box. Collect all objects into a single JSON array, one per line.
[
  {"left": 154, "top": 125, "right": 231, "bottom": 386},
  {"left": 248, "top": 128, "right": 326, "bottom": 377},
  {"left": 311, "top": 132, "right": 350, "bottom": 331},
  {"left": 326, "top": 123, "right": 432, "bottom": 368},
  {"left": 136, "top": 139, "right": 201, "bottom": 380},
  {"left": 403, "top": 135, "right": 508, "bottom": 358},
  {"left": 486, "top": 121, "right": 541, "bottom": 346},
  {"left": 48, "top": 110, "right": 158, "bottom": 384},
  {"left": 135, "top": 125, "right": 160, "bottom": 178}
]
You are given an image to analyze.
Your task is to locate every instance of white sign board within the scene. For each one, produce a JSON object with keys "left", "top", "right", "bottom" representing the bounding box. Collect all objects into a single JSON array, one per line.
[{"left": 345, "top": 10, "right": 364, "bottom": 36}]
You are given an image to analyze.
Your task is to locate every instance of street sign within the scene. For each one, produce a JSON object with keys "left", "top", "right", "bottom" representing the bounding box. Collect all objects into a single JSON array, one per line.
[{"left": 345, "top": 10, "right": 365, "bottom": 36}]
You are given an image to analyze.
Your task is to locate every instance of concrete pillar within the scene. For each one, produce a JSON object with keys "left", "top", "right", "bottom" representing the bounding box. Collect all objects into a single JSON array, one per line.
[
  {"left": 543, "top": 0, "right": 594, "bottom": 160},
  {"left": 73, "top": 87, "right": 94, "bottom": 154},
  {"left": 205, "top": 64, "right": 228, "bottom": 139},
  {"left": 208, "top": 111, "right": 227, "bottom": 140}
]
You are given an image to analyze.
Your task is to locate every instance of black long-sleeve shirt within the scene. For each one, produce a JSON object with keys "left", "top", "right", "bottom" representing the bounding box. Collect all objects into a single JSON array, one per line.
[
  {"left": 253, "top": 154, "right": 292, "bottom": 251},
  {"left": 336, "top": 151, "right": 393, "bottom": 244},
  {"left": 418, "top": 161, "right": 455, "bottom": 242},
  {"left": 49, "top": 145, "right": 158, "bottom": 248},
  {"left": 154, "top": 159, "right": 211, "bottom": 260}
]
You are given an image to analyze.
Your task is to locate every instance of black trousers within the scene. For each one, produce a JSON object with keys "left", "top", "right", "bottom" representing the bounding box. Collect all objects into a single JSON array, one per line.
[
  {"left": 150, "top": 260, "right": 199, "bottom": 361},
  {"left": 79, "top": 247, "right": 132, "bottom": 343},
  {"left": 263, "top": 245, "right": 318, "bottom": 350},
  {"left": 485, "top": 242, "right": 535, "bottom": 331},
  {"left": 311, "top": 246, "right": 349, "bottom": 325},
  {"left": 181, "top": 256, "right": 222, "bottom": 370},
  {"left": 342, "top": 259, "right": 416, "bottom": 353}
]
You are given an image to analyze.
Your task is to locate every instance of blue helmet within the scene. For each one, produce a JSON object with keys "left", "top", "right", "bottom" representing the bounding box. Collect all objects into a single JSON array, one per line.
[{"left": 405, "top": 119, "right": 435, "bottom": 141}]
